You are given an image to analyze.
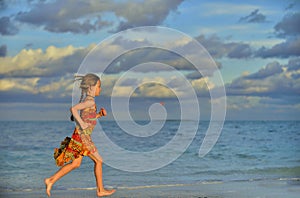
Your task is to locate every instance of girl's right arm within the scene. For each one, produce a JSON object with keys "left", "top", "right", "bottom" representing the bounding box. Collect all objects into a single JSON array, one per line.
[{"left": 70, "top": 100, "right": 95, "bottom": 129}]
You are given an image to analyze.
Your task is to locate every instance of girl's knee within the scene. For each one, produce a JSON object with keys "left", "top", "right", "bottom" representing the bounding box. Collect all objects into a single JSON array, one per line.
[
  {"left": 88, "top": 152, "right": 103, "bottom": 164},
  {"left": 94, "top": 157, "right": 103, "bottom": 164},
  {"left": 72, "top": 160, "right": 81, "bottom": 168}
]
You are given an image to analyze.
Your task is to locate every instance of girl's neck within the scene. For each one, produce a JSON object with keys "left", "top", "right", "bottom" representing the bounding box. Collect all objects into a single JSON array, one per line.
[{"left": 86, "top": 94, "right": 95, "bottom": 99}]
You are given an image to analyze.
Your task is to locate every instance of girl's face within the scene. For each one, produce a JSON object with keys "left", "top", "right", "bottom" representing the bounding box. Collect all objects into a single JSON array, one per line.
[{"left": 94, "top": 80, "right": 101, "bottom": 96}]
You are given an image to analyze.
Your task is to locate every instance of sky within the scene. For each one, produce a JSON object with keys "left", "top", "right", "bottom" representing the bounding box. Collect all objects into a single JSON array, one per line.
[{"left": 0, "top": 0, "right": 299, "bottom": 121}]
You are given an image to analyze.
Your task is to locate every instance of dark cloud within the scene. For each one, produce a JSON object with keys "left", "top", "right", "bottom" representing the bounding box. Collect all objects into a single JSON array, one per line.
[
  {"left": 105, "top": 47, "right": 194, "bottom": 74},
  {"left": 95, "top": 36, "right": 201, "bottom": 74},
  {"left": 196, "top": 34, "right": 252, "bottom": 59},
  {"left": 0, "top": 16, "right": 19, "bottom": 35},
  {"left": 44, "top": 17, "right": 112, "bottom": 34},
  {"left": 227, "top": 43, "right": 252, "bottom": 59},
  {"left": 0, "top": 45, "right": 7, "bottom": 57},
  {"left": 239, "top": 9, "right": 267, "bottom": 23},
  {"left": 186, "top": 71, "right": 204, "bottom": 80},
  {"left": 245, "top": 61, "right": 283, "bottom": 79},
  {"left": 111, "top": 0, "right": 184, "bottom": 32},
  {"left": 15, "top": 1, "right": 112, "bottom": 34},
  {"left": 255, "top": 11, "right": 300, "bottom": 58},
  {"left": 15, "top": 0, "right": 183, "bottom": 34},
  {"left": 226, "top": 58, "right": 300, "bottom": 98},
  {"left": 274, "top": 12, "right": 300, "bottom": 37},
  {"left": 286, "top": 57, "right": 300, "bottom": 72},
  {"left": 256, "top": 36, "right": 300, "bottom": 58}
]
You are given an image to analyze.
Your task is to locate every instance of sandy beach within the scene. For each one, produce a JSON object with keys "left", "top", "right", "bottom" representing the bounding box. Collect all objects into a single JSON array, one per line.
[{"left": 1, "top": 178, "right": 299, "bottom": 198}]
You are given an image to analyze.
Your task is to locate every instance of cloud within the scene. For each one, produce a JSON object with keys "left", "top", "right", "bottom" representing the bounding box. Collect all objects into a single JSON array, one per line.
[
  {"left": 0, "top": 44, "right": 95, "bottom": 77},
  {"left": 274, "top": 12, "right": 300, "bottom": 37},
  {"left": 15, "top": 0, "right": 184, "bottom": 34},
  {"left": 227, "top": 43, "right": 252, "bottom": 58},
  {"left": 0, "top": 76, "right": 74, "bottom": 102},
  {"left": 227, "top": 96, "right": 260, "bottom": 110},
  {"left": 135, "top": 82, "right": 175, "bottom": 98},
  {"left": 194, "top": 11, "right": 299, "bottom": 60},
  {"left": 100, "top": 73, "right": 213, "bottom": 99},
  {"left": 186, "top": 71, "right": 204, "bottom": 80},
  {"left": 0, "top": 77, "right": 39, "bottom": 93},
  {"left": 1, "top": 32, "right": 221, "bottom": 103},
  {"left": 245, "top": 61, "right": 283, "bottom": 79},
  {"left": 195, "top": 34, "right": 252, "bottom": 59},
  {"left": 0, "top": 68, "right": 213, "bottom": 103},
  {"left": 226, "top": 58, "right": 300, "bottom": 98},
  {"left": 111, "top": 0, "right": 184, "bottom": 32},
  {"left": 256, "top": 36, "right": 300, "bottom": 58},
  {"left": 0, "top": 45, "right": 7, "bottom": 57},
  {"left": 239, "top": 9, "right": 267, "bottom": 23},
  {"left": 15, "top": 0, "right": 112, "bottom": 34},
  {"left": 0, "top": 16, "right": 19, "bottom": 35},
  {"left": 286, "top": 57, "right": 300, "bottom": 72},
  {"left": 226, "top": 95, "right": 300, "bottom": 120},
  {"left": 106, "top": 48, "right": 194, "bottom": 74},
  {"left": 88, "top": 35, "right": 221, "bottom": 77},
  {"left": 254, "top": 11, "right": 300, "bottom": 58}
]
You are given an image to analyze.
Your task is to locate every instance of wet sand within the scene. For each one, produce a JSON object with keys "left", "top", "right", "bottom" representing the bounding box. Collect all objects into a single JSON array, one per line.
[{"left": 1, "top": 178, "right": 300, "bottom": 198}]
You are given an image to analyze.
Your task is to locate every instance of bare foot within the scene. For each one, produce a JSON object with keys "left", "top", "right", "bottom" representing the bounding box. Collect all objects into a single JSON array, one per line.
[
  {"left": 44, "top": 178, "right": 53, "bottom": 197},
  {"left": 97, "top": 189, "right": 116, "bottom": 197}
]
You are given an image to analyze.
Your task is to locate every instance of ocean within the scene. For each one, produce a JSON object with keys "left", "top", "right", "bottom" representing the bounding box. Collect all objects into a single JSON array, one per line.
[{"left": 0, "top": 120, "right": 299, "bottom": 193}]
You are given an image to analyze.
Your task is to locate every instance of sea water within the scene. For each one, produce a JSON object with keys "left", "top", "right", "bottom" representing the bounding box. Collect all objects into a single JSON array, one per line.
[{"left": 0, "top": 120, "right": 299, "bottom": 192}]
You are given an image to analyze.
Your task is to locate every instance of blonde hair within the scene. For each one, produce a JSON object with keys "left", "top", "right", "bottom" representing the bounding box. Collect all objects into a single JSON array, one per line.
[{"left": 76, "top": 73, "right": 100, "bottom": 102}]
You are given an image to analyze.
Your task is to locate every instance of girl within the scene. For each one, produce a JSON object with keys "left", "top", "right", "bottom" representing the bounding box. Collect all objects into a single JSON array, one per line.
[{"left": 44, "top": 73, "right": 115, "bottom": 197}]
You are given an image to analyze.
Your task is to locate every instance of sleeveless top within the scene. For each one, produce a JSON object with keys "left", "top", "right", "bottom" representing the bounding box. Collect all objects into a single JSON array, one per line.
[{"left": 77, "top": 101, "right": 97, "bottom": 135}]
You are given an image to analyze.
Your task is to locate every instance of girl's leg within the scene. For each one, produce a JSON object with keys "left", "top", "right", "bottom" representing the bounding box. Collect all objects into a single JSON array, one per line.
[
  {"left": 88, "top": 152, "right": 115, "bottom": 197},
  {"left": 44, "top": 156, "right": 83, "bottom": 197}
]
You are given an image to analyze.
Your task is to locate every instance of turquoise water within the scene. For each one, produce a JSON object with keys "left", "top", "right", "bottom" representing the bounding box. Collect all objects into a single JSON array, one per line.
[{"left": 0, "top": 120, "right": 299, "bottom": 192}]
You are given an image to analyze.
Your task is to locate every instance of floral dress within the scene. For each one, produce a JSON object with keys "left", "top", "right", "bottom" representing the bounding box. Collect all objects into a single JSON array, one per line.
[{"left": 54, "top": 103, "right": 98, "bottom": 166}]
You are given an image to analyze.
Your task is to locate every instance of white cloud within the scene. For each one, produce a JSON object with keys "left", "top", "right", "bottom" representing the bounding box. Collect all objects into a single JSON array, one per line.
[
  {"left": 0, "top": 45, "right": 75, "bottom": 73},
  {"left": 0, "top": 78, "right": 39, "bottom": 93},
  {"left": 0, "top": 44, "right": 95, "bottom": 77},
  {"left": 0, "top": 76, "right": 73, "bottom": 98}
]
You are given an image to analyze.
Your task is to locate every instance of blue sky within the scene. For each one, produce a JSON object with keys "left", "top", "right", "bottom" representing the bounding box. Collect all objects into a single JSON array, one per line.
[{"left": 0, "top": 0, "right": 299, "bottom": 120}]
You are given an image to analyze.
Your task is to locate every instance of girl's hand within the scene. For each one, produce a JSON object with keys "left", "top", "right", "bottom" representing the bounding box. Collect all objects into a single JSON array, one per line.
[
  {"left": 100, "top": 108, "right": 107, "bottom": 116},
  {"left": 80, "top": 122, "right": 90, "bottom": 130},
  {"left": 97, "top": 108, "right": 107, "bottom": 118}
]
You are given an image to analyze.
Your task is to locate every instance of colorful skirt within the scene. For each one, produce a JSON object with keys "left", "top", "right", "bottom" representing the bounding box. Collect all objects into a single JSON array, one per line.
[{"left": 54, "top": 127, "right": 97, "bottom": 166}]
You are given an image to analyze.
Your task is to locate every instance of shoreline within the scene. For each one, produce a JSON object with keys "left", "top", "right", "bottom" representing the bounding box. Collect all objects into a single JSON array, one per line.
[{"left": 1, "top": 178, "right": 299, "bottom": 198}]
